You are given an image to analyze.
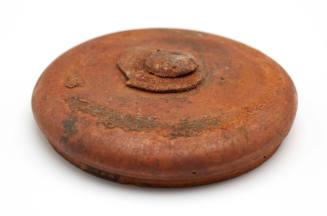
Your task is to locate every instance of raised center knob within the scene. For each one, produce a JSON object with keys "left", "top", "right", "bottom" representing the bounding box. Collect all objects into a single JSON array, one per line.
[{"left": 144, "top": 49, "right": 198, "bottom": 78}]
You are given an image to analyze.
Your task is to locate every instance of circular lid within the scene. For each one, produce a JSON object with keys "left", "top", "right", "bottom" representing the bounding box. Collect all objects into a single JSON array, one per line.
[{"left": 32, "top": 29, "right": 297, "bottom": 187}]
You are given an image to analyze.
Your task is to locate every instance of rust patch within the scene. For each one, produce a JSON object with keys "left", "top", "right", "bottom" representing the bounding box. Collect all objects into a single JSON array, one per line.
[
  {"left": 65, "top": 73, "right": 84, "bottom": 88},
  {"left": 170, "top": 118, "right": 220, "bottom": 138},
  {"left": 117, "top": 47, "right": 204, "bottom": 93},
  {"left": 80, "top": 164, "right": 121, "bottom": 182},
  {"left": 60, "top": 117, "right": 77, "bottom": 144},
  {"left": 67, "top": 97, "right": 158, "bottom": 131},
  {"left": 66, "top": 97, "right": 220, "bottom": 137},
  {"left": 144, "top": 49, "right": 198, "bottom": 78}
]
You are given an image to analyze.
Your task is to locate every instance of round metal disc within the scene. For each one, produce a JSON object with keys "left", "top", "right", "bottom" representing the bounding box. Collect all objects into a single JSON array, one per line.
[{"left": 32, "top": 29, "right": 297, "bottom": 187}]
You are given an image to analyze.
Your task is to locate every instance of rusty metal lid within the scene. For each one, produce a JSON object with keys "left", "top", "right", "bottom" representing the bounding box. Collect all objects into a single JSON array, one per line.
[{"left": 32, "top": 28, "right": 297, "bottom": 187}]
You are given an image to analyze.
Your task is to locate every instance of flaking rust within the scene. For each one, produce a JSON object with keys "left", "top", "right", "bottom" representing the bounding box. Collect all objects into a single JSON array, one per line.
[
  {"left": 117, "top": 47, "right": 204, "bottom": 93},
  {"left": 66, "top": 96, "right": 220, "bottom": 138},
  {"left": 32, "top": 29, "right": 297, "bottom": 187},
  {"left": 64, "top": 73, "right": 84, "bottom": 88}
]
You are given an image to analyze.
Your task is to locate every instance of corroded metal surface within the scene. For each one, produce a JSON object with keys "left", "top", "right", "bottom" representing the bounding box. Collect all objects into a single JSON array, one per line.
[
  {"left": 144, "top": 49, "right": 198, "bottom": 78},
  {"left": 32, "top": 29, "right": 297, "bottom": 187},
  {"left": 117, "top": 47, "right": 203, "bottom": 92}
]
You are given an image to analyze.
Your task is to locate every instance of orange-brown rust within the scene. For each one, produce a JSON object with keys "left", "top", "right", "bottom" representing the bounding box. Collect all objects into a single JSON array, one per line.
[
  {"left": 144, "top": 49, "right": 198, "bottom": 78},
  {"left": 117, "top": 47, "right": 203, "bottom": 92},
  {"left": 64, "top": 73, "right": 84, "bottom": 88},
  {"left": 66, "top": 96, "right": 220, "bottom": 138},
  {"left": 32, "top": 29, "right": 297, "bottom": 187}
]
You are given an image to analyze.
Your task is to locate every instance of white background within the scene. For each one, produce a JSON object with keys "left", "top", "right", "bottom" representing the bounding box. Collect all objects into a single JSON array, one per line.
[{"left": 1, "top": 0, "right": 326, "bottom": 215}]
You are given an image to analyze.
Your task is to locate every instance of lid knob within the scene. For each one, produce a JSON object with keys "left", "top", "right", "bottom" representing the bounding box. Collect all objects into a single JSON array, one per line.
[
  {"left": 144, "top": 50, "right": 198, "bottom": 78},
  {"left": 117, "top": 47, "right": 204, "bottom": 93}
]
